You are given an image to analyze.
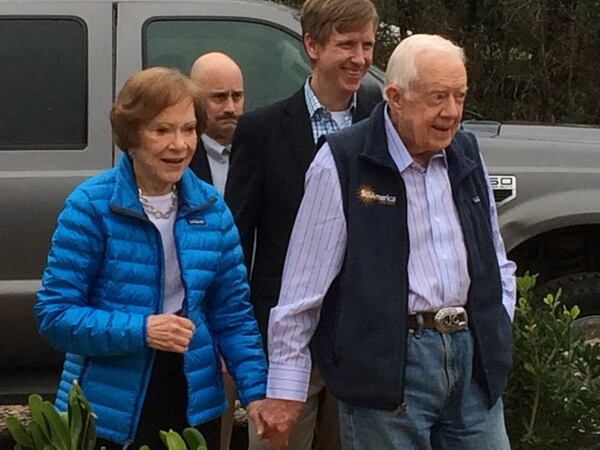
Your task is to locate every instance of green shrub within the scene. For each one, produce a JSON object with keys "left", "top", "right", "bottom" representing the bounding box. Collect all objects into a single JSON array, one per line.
[
  {"left": 6, "top": 381, "right": 207, "bottom": 450},
  {"left": 153, "top": 428, "right": 207, "bottom": 450},
  {"left": 6, "top": 380, "right": 98, "bottom": 450},
  {"left": 505, "top": 273, "right": 600, "bottom": 449}
]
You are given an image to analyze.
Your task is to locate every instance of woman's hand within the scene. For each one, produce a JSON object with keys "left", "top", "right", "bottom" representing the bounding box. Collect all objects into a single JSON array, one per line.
[
  {"left": 247, "top": 398, "right": 304, "bottom": 450},
  {"left": 146, "top": 314, "right": 195, "bottom": 353}
]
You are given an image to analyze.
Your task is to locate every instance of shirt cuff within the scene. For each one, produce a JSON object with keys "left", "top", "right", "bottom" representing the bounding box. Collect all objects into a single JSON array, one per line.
[{"left": 266, "top": 363, "right": 311, "bottom": 402}]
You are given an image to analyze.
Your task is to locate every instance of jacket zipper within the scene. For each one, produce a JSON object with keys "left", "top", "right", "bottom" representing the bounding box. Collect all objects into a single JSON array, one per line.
[
  {"left": 361, "top": 155, "right": 410, "bottom": 409},
  {"left": 111, "top": 190, "right": 215, "bottom": 441},
  {"left": 173, "top": 209, "right": 192, "bottom": 423},
  {"left": 126, "top": 218, "right": 164, "bottom": 442}
]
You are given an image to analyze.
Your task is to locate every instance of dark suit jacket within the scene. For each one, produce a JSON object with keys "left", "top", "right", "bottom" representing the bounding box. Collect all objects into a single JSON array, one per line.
[
  {"left": 189, "top": 139, "right": 213, "bottom": 184},
  {"left": 225, "top": 83, "right": 382, "bottom": 342}
]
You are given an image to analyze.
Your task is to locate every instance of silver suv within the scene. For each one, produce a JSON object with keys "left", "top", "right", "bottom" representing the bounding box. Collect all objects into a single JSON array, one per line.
[{"left": 465, "top": 120, "right": 600, "bottom": 340}]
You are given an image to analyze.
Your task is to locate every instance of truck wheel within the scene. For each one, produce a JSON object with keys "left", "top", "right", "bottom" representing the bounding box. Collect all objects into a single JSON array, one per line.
[{"left": 535, "top": 272, "right": 600, "bottom": 344}]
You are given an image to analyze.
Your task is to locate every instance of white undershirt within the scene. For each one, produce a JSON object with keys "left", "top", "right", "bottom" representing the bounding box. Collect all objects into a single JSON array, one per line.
[
  {"left": 330, "top": 109, "right": 351, "bottom": 128},
  {"left": 142, "top": 192, "right": 184, "bottom": 314}
]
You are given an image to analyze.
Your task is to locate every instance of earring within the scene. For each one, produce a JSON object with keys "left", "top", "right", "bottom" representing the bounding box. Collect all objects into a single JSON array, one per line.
[{"left": 128, "top": 151, "right": 135, "bottom": 160}]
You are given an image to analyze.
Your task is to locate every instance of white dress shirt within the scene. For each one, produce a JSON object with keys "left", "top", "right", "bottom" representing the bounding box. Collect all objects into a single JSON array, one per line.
[
  {"left": 266, "top": 106, "right": 517, "bottom": 402},
  {"left": 201, "top": 133, "right": 230, "bottom": 195}
]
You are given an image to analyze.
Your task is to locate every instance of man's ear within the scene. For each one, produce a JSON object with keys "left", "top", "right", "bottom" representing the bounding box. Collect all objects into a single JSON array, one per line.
[
  {"left": 303, "top": 33, "right": 320, "bottom": 61},
  {"left": 385, "top": 85, "right": 405, "bottom": 110}
]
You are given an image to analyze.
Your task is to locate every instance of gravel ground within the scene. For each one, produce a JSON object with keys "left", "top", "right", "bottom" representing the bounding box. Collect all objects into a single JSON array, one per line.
[{"left": 0, "top": 404, "right": 29, "bottom": 446}]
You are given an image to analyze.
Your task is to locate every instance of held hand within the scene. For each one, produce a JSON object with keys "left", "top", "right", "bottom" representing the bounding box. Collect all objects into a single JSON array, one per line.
[
  {"left": 146, "top": 314, "right": 195, "bottom": 353},
  {"left": 250, "top": 398, "right": 304, "bottom": 449},
  {"left": 247, "top": 400, "right": 266, "bottom": 437}
]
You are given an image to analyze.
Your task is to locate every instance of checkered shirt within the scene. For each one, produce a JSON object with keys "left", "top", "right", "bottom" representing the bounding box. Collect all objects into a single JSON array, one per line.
[{"left": 303, "top": 78, "right": 357, "bottom": 144}]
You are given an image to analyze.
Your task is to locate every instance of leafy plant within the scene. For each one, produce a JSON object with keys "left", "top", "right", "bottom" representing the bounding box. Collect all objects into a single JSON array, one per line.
[
  {"left": 6, "top": 382, "right": 208, "bottom": 450},
  {"left": 149, "top": 428, "right": 207, "bottom": 450},
  {"left": 504, "top": 273, "right": 600, "bottom": 449},
  {"left": 6, "top": 380, "right": 100, "bottom": 450}
]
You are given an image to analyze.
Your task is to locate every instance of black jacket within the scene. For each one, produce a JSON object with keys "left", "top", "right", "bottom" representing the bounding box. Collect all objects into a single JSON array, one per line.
[
  {"left": 189, "top": 139, "right": 213, "bottom": 185},
  {"left": 225, "top": 84, "right": 381, "bottom": 343}
]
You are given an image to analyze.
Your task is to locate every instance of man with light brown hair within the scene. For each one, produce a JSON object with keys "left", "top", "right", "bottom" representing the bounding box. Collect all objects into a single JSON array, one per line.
[{"left": 225, "top": 0, "right": 381, "bottom": 449}]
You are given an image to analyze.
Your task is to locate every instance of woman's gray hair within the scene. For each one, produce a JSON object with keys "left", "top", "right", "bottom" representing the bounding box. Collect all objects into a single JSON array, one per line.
[{"left": 384, "top": 34, "right": 465, "bottom": 99}]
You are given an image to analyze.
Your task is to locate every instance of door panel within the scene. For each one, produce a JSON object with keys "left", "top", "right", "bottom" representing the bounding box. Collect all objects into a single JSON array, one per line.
[{"left": 0, "top": 2, "right": 113, "bottom": 382}]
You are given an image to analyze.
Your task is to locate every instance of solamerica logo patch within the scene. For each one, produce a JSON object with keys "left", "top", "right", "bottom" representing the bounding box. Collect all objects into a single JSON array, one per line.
[{"left": 357, "top": 185, "right": 397, "bottom": 206}]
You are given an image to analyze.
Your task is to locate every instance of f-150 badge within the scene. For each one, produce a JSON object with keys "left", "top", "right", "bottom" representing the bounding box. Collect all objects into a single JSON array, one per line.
[{"left": 489, "top": 175, "right": 517, "bottom": 207}]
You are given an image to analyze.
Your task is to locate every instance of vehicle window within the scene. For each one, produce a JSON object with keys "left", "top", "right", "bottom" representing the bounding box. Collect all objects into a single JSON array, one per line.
[
  {"left": 144, "top": 19, "right": 311, "bottom": 111},
  {"left": 0, "top": 18, "right": 87, "bottom": 150}
]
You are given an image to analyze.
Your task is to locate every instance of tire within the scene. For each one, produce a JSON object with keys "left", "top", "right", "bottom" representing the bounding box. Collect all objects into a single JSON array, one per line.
[{"left": 535, "top": 272, "right": 600, "bottom": 316}]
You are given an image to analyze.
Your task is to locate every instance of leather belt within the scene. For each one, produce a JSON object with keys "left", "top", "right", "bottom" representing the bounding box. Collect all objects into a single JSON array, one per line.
[{"left": 407, "top": 307, "right": 468, "bottom": 333}]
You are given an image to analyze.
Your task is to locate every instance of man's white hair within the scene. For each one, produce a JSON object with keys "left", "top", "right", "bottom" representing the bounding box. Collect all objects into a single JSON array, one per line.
[{"left": 384, "top": 34, "right": 465, "bottom": 99}]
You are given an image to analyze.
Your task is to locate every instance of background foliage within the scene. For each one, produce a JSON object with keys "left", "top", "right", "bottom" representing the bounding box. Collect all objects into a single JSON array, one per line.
[
  {"left": 505, "top": 273, "right": 600, "bottom": 449},
  {"left": 273, "top": 0, "right": 600, "bottom": 124}
]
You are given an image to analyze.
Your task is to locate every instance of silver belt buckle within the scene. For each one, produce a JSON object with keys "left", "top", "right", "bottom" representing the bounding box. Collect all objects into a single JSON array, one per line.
[{"left": 434, "top": 307, "right": 468, "bottom": 333}]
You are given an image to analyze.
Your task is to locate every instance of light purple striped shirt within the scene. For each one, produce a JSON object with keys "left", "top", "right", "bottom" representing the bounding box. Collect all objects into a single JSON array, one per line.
[{"left": 267, "top": 106, "right": 517, "bottom": 402}]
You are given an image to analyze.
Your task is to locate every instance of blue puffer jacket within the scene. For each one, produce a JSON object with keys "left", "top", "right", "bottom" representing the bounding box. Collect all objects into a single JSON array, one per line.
[{"left": 35, "top": 155, "right": 267, "bottom": 445}]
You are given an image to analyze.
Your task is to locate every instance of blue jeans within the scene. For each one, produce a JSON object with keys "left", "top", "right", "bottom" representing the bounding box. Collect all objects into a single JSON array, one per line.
[{"left": 338, "top": 329, "right": 510, "bottom": 450}]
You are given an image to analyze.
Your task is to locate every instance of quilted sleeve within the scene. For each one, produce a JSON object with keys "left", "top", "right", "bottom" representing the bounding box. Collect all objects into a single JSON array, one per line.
[
  {"left": 203, "top": 200, "right": 267, "bottom": 405},
  {"left": 34, "top": 187, "right": 147, "bottom": 356}
]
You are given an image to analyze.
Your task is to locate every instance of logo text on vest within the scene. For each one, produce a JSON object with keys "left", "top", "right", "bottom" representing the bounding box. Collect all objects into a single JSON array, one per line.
[{"left": 357, "top": 185, "right": 397, "bottom": 206}]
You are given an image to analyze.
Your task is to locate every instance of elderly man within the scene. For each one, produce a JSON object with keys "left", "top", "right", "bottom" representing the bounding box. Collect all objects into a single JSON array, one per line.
[
  {"left": 189, "top": 52, "right": 244, "bottom": 450},
  {"left": 264, "top": 34, "right": 516, "bottom": 449},
  {"left": 189, "top": 52, "right": 244, "bottom": 195},
  {"left": 226, "top": 0, "right": 381, "bottom": 449}
]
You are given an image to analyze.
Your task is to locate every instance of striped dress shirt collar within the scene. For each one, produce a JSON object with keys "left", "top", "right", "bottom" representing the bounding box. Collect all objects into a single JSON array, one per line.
[{"left": 383, "top": 104, "right": 448, "bottom": 172}]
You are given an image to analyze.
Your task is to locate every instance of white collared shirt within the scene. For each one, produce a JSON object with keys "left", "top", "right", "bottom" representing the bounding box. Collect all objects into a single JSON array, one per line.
[{"left": 201, "top": 133, "right": 230, "bottom": 195}]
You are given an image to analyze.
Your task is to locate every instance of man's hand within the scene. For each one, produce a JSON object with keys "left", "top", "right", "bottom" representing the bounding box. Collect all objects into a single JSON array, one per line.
[
  {"left": 249, "top": 398, "right": 304, "bottom": 450},
  {"left": 146, "top": 314, "right": 195, "bottom": 353}
]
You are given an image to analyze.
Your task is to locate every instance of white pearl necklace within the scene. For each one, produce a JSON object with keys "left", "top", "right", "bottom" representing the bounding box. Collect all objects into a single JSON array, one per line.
[{"left": 138, "top": 185, "right": 178, "bottom": 219}]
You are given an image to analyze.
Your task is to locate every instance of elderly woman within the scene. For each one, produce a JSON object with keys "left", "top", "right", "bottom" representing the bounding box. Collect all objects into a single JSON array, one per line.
[{"left": 34, "top": 67, "right": 266, "bottom": 449}]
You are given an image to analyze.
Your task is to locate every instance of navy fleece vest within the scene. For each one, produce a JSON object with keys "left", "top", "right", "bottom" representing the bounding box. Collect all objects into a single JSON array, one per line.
[{"left": 311, "top": 102, "right": 512, "bottom": 411}]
